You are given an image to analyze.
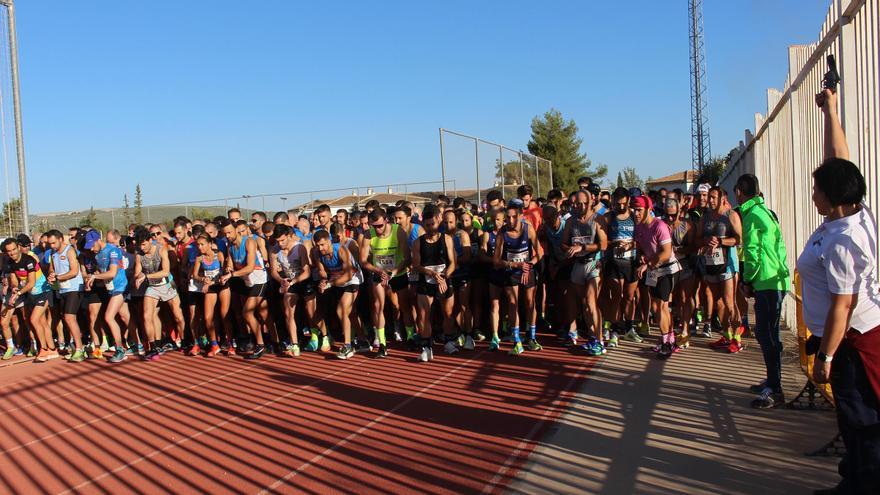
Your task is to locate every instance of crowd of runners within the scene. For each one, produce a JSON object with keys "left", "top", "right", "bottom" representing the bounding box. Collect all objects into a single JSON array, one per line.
[{"left": 0, "top": 177, "right": 758, "bottom": 370}]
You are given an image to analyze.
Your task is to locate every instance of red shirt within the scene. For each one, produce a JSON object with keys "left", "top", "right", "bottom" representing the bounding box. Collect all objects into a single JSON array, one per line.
[{"left": 524, "top": 204, "right": 543, "bottom": 231}]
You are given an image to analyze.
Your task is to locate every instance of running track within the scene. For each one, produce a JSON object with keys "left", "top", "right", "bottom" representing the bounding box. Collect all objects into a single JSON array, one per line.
[{"left": 0, "top": 336, "right": 595, "bottom": 494}]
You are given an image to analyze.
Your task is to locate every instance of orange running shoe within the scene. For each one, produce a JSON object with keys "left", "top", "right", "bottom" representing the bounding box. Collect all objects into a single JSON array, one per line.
[
  {"left": 33, "top": 348, "right": 49, "bottom": 363},
  {"left": 206, "top": 343, "right": 221, "bottom": 357},
  {"left": 91, "top": 347, "right": 104, "bottom": 359},
  {"left": 188, "top": 345, "right": 201, "bottom": 357},
  {"left": 226, "top": 346, "right": 236, "bottom": 356},
  {"left": 709, "top": 336, "right": 730, "bottom": 349}
]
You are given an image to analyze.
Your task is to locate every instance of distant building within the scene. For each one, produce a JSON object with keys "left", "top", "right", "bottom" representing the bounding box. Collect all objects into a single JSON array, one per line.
[
  {"left": 646, "top": 170, "right": 697, "bottom": 193},
  {"left": 292, "top": 187, "right": 433, "bottom": 214}
]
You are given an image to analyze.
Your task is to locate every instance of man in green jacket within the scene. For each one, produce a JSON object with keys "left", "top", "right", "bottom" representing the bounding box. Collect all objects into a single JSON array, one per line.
[{"left": 735, "top": 173, "right": 790, "bottom": 408}]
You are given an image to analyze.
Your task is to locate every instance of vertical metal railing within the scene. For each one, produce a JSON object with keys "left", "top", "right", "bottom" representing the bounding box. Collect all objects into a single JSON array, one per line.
[{"left": 719, "top": 0, "right": 878, "bottom": 328}]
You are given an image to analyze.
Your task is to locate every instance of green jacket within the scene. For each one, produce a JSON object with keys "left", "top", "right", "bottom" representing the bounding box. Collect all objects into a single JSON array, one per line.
[{"left": 740, "top": 196, "right": 790, "bottom": 291}]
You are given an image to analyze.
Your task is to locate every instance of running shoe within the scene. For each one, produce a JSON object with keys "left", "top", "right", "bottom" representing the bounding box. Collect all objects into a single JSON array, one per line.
[
  {"left": 206, "top": 343, "right": 222, "bottom": 357},
  {"left": 125, "top": 345, "right": 135, "bottom": 356},
  {"left": 26, "top": 347, "right": 37, "bottom": 358},
  {"left": 244, "top": 345, "right": 265, "bottom": 360},
  {"left": 33, "top": 349, "right": 49, "bottom": 363},
  {"left": 161, "top": 342, "right": 176, "bottom": 353},
  {"left": 372, "top": 337, "right": 380, "bottom": 349},
  {"left": 199, "top": 336, "right": 209, "bottom": 349},
  {"left": 526, "top": 339, "right": 543, "bottom": 351},
  {"left": 564, "top": 331, "right": 578, "bottom": 347},
  {"left": 433, "top": 334, "right": 445, "bottom": 345},
  {"left": 672, "top": 344, "right": 683, "bottom": 353},
  {"left": 583, "top": 339, "right": 605, "bottom": 357},
  {"left": 728, "top": 340, "right": 743, "bottom": 354},
  {"left": 638, "top": 321, "right": 650, "bottom": 337},
  {"left": 444, "top": 340, "right": 459, "bottom": 354},
  {"left": 320, "top": 336, "right": 331, "bottom": 352},
  {"left": 354, "top": 338, "right": 372, "bottom": 354},
  {"left": 606, "top": 332, "right": 619, "bottom": 348},
  {"left": 473, "top": 330, "right": 486, "bottom": 342},
  {"left": 488, "top": 336, "right": 500, "bottom": 351},
  {"left": 750, "top": 387, "right": 783, "bottom": 409},
  {"left": 91, "top": 347, "right": 103, "bottom": 360},
  {"left": 462, "top": 335, "right": 475, "bottom": 351},
  {"left": 99, "top": 339, "right": 110, "bottom": 353},
  {"left": 45, "top": 349, "right": 60, "bottom": 361},
  {"left": 623, "top": 329, "right": 644, "bottom": 343},
  {"left": 226, "top": 346, "right": 236, "bottom": 356},
  {"left": 657, "top": 342, "right": 673, "bottom": 360},
  {"left": 710, "top": 336, "right": 730, "bottom": 349},
  {"left": 144, "top": 349, "right": 161, "bottom": 361},
  {"left": 419, "top": 346, "right": 431, "bottom": 362},
  {"left": 336, "top": 344, "right": 355, "bottom": 360},
  {"left": 109, "top": 348, "right": 127, "bottom": 363},
  {"left": 13, "top": 347, "right": 23, "bottom": 357},
  {"left": 68, "top": 349, "right": 85, "bottom": 362},
  {"left": 508, "top": 342, "right": 524, "bottom": 356},
  {"left": 377, "top": 344, "right": 388, "bottom": 358},
  {"left": 749, "top": 381, "right": 768, "bottom": 394},
  {"left": 391, "top": 330, "right": 403, "bottom": 343},
  {"left": 303, "top": 338, "right": 319, "bottom": 352},
  {"left": 188, "top": 345, "right": 201, "bottom": 357},
  {"left": 456, "top": 334, "right": 465, "bottom": 348},
  {"left": 2, "top": 347, "right": 16, "bottom": 360},
  {"left": 284, "top": 343, "right": 300, "bottom": 357},
  {"left": 676, "top": 334, "right": 690, "bottom": 349}
]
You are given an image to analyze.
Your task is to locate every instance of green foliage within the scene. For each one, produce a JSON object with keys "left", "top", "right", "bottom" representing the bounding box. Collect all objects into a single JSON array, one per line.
[
  {"left": 0, "top": 198, "right": 23, "bottom": 235},
  {"left": 696, "top": 155, "right": 729, "bottom": 186},
  {"left": 123, "top": 193, "right": 133, "bottom": 226},
  {"left": 79, "top": 206, "right": 109, "bottom": 233},
  {"left": 615, "top": 167, "right": 645, "bottom": 190},
  {"left": 191, "top": 207, "right": 214, "bottom": 221},
  {"left": 527, "top": 109, "right": 606, "bottom": 193},
  {"left": 134, "top": 184, "right": 144, "bottom": 224}
]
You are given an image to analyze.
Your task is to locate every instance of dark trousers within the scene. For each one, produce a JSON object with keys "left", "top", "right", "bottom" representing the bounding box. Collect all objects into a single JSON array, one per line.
[
  {"left": 753, "top": 290, "right": 784, "bottom": 392},
  {"left": 831, "top": 337, "right": 880, "bottom": 494}
]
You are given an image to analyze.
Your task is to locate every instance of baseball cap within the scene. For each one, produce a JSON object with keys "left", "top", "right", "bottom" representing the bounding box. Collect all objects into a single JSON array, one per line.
[
  {"left": 587, "top": 183, "right": 601, "bottom": 196},
  {"left": 507, "top": 198, "right": 525, "bottom": 210},
  {"left": 696, "top": 183, "right": 710, "bottom": 193},
  {"left": 628, "top": 187, "right": 643, "bottom": 198},
  {"left": 83, "top": 230, "right": 101, "bottom": 250}
]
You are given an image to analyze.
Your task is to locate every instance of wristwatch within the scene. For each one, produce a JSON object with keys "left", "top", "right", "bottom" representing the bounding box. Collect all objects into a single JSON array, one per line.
[{"left": 817, "top": 351, "right": 833, "bottom": 363}]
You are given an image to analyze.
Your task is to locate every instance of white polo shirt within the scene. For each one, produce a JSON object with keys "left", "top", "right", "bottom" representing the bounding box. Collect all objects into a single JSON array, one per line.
[{"left": 796, "top": 204, "right": 880, "bottom": 336}]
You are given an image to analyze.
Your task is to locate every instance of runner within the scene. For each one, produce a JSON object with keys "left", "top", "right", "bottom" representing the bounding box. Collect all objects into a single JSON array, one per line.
[
  {"left": 494, "top": 199, "right": 544, "bottom": 356},
  {"left": 133, "top": 229, "right": 187, "bottom": 361},
  {"left": 482, "top": 208, "right": 507, "bottom": 351},
  {"left": 359, "top": 208, "right": 410, "bottom": 358},
  {"left": 697, "top": 186, "right": 744, "bottom": 353},
  {"left": 1, "top": 238, "right": 57, "bottom": 363},
  {"left": 561, "top": 190, "right": 607, "bottom": 355},
  {"left": 312, "top": 229, "right": 361, "bottom": 359},
  {"left": 269, "top": 224, "right": 315, "bottom": 357},
  {"left": 411, "top": 204, "right": 456, "bottom": 362},
  {"left": 45, "top": 230, "right": 85, "bottom": 362},
  {"left": 538, "top": 204, "right": 569, "bottom": 338},
  {"left": 663, "top": 194, "right": 697, "bottom": 349},
  {"left": 191, "top": 233, "right": 230, "bottom": 356},
  {"left": 393, "top": 204, "right": 423, "bottom": 345},
  {"left": 220, "top": 219, "right": 269, "bottom": 359},
  {"left": 603, "top": 187, "right": 642, "bottom": 343},
  {"left": 632, "top": 195, "right": 680, "bottom": 359},
  {"left": 86, "top": 230, "right": 131, "bottom": 363},
  {"left": 443, "top": 209, "right": 474, "bottom": 352}
]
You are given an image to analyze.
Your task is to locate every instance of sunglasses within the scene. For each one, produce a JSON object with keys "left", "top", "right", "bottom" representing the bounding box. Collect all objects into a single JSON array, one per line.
[
  {"left": 150, "top": 232, "right": 161, "bottom": 237},
  {"left": 371, "top": 222, "right": 386, "bottom": 229}
]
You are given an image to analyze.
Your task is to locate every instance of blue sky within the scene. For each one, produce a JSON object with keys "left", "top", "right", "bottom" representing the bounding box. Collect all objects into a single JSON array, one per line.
[{"left": 12, "top": 0, "right": 831, "bottom": 213}]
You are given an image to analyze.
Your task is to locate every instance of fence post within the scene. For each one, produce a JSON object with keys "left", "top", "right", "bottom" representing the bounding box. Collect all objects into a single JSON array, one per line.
[
  {"left": 439, "top": 128, "right": 447, "bottom": 195},
  {"left": 474, "top": 138, "right": 481, "bottom": 207}
]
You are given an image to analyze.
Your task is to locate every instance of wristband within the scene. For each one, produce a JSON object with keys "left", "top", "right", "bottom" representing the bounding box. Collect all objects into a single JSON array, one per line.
[{"left": 817, "top": 351, "right": 833, "bottom": 363}]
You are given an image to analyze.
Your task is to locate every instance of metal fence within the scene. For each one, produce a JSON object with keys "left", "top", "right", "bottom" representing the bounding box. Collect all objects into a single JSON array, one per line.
[
  {"left": 29, "top": 180, "right": 455, "bottom": 233},
  {"left": 719, "top": 0, "right": 879, "bottom": 328}
]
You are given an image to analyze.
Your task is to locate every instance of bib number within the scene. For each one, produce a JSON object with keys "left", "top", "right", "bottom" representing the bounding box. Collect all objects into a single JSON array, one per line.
[
  {"left": 645, "top": 269, "right": 659, "bottom": 287},
  {"left": 507, "top": 252, "right": 528, "bottom": 263},
  {"left": 704, "top": 248, "right": 724, "bottom": 266},
  {"left": 424, "top": 264, "right": 446, "bottom": 284},
  {"left": 375, "top": 255, "right": 395, "bottom": 271}
]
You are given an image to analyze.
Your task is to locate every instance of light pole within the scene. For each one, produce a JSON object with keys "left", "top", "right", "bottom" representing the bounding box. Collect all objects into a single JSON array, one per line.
[
  {"left": 1, "top": 0, "right": 29, "bottom": 235},
  {"left": 280, "top": 197, "right": 287, "bottom": 212}
]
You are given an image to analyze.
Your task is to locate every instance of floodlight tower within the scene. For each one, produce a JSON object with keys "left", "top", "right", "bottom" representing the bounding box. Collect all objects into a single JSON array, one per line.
[
  {"left": 688, "top": 0, "right": 711, "bottom": 178},
  {"left": 0, "top": 0, "right": 28, "bottom": 234}
]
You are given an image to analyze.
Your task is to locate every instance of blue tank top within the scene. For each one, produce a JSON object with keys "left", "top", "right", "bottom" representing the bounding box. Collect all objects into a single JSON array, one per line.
[
  {"left": 321, "top": 243, "right": 343, "bottom": 273},
  {"left": 52, "top": 244, "right": 84, "bottom": 294},
  {"left": 502, "top": 224, "right": 531, "bottom": 272},
  {"left": 407, "top": 225, "right": 421, "bottom": 249},
  {"left": 545, "top": 219, "right": 566, "bottom": 261},
  {"left": 609, "top": 214, "right": 635, "bottom": 242},
  {"left": 96, "top": 244, "right": 128, "bottom": 293},
  {"left": 229, "top": 238, "right": 265, "bottom": 270}
]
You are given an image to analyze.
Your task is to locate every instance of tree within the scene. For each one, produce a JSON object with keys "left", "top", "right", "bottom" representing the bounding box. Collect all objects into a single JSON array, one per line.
[
  {"left": 122, "top": 193, "right": 133, "bottom": 225},
  {"left": 191, "top": 207, "right": 214, "bottom": 221},
  {"left": 0, "top": 198, "right": 23, "bottom": 235},
  {"left": 695, "top": 155, "right": 729, "bottom": 186},
  {"left": 79, "top": 206, "right": 109, "bottom": 233},
  {"left": 134, "top": 184, "right": 144, "bottom": 224},
  {"left": 527, "top": 109, "right": 606, "bottom": 192},
  {"left": 615, "top": 167, "right": 645, "bottom": 190}
]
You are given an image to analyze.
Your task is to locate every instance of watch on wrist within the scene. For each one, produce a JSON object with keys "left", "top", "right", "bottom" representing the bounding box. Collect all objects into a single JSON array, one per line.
[{"left": 817, "top": 351, "right": 833, "bottom": 363}]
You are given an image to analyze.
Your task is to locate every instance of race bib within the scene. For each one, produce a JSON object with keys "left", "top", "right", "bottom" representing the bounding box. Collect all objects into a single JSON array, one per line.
[
  {"left": 507, "top": 251, "right": 528, "bottom": 263},
  {"left": 615, "top": 249, "right": 636, "bottom": 260},
  {"left": 375, "top": 255, "right": 395, "bottom": 271},
  {"left": 645, "top": 269, "right": 659, "bottom": 287},
  {"left": 105, "top": 281, "right": 114, "bottom": 291},
  {"left": 424, "top": 264, "right": 446, "bottom": 284},
  {"left": 58, "top": 279, "right": 72, "bottom": 290},
  {"left": 704, "top": 248, "right": 724, "bottom": 266}
]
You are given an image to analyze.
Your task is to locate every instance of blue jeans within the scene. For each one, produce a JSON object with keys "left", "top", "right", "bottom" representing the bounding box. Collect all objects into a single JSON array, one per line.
[{"left": 753, "top": 290, "right": 785, "bottom": 392}]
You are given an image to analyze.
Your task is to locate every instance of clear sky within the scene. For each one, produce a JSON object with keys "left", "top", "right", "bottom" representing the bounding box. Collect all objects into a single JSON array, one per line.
[{"left": 11, "top": 0, "right": 831, "bottom": 213}]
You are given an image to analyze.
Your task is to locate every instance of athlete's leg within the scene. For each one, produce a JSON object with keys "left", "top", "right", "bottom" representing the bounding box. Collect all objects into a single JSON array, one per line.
[{"left": 243, "top": 296, "right": 264, "bottom": 346}]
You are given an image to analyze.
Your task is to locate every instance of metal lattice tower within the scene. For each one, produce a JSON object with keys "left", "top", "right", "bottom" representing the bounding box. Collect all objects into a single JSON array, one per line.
[{"left": 688, "top": 0, "right": 711, "bottom": 177}]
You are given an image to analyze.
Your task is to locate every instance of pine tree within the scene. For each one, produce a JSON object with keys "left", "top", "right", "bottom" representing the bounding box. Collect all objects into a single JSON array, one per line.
[
  {"left": 123, "top": 193, "right": 133, "bottom": 225},
  {"left": 134, "top": 184, "right": 144, "bottom": 224},
  {"left": 527, "top": 109, "right": 606, "bottom": 192}
]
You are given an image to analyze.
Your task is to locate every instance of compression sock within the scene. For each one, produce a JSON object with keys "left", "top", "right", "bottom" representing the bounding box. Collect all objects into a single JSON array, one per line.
[
  {"left": 528, "top": 325, "right": 537, "bottom": 341},
  {"left": 405, "top": 326, "right": 415, "bottom": 341},
  {"left": 376, "top": 327, "right": 386, "bottom": 346},
  {"left": 512, "top": 327, "right": 521, "bottom": 344}
]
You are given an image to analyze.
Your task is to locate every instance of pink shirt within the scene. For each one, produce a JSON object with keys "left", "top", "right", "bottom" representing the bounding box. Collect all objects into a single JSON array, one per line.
[{"left": 634, "top": 218, "right": 671, "bottom": 260}]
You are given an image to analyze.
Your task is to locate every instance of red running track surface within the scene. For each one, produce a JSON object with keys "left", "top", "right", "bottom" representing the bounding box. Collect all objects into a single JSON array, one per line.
[{"left": 0, "top": 337, "right": 594, "bottom": 494}]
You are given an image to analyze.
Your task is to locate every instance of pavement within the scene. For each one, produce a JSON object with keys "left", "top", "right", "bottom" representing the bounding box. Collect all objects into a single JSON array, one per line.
[{"left": 509, "top": 331, "right": 840, "bottom": 495}]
